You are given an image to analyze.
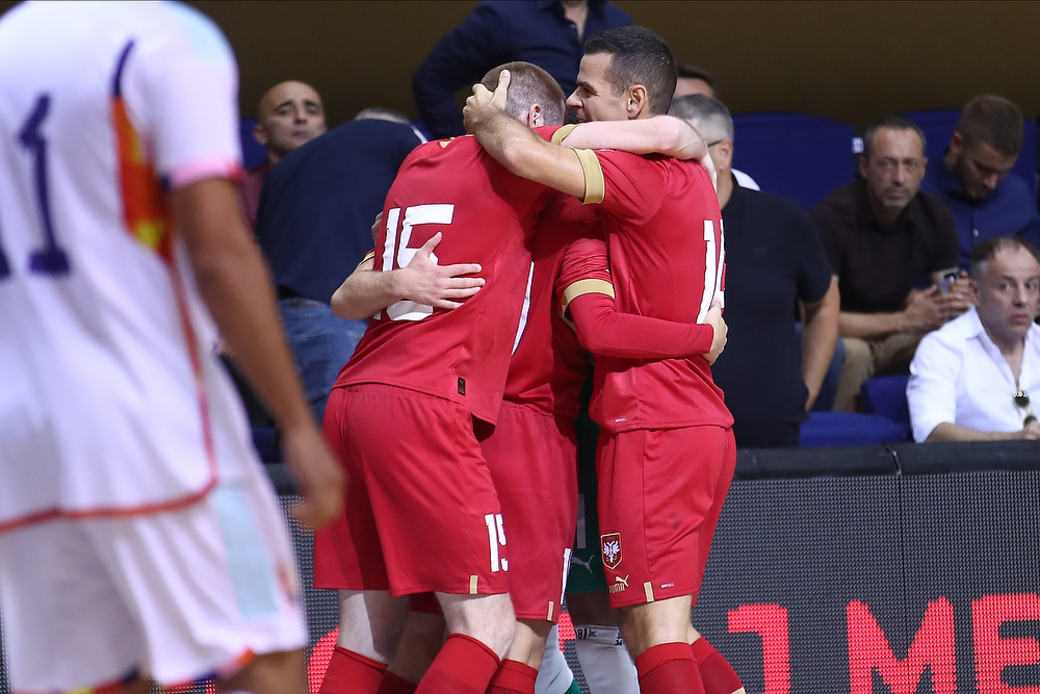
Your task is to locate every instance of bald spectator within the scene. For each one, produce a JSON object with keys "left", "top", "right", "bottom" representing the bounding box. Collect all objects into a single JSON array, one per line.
[
  {"left": 813, "top": 117, "right": 971, "bottom": 412},
  {"left": 908, "top": 237, "right": 1040, "bottom": 442},
  {"left": 674, "top": 94, "right": 840, "bottom": 446},
  {"left": 239, "top": 81, "right": 327, "bottom": 228},
  {"left": 413, "top": 1, "right": 630, "bottom": 138},
  {"left": 922, "top": 95, "right": 1040, "bottom": 268}
]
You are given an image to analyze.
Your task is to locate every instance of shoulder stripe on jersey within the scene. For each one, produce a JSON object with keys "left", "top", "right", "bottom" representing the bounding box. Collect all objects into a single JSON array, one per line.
[
  {"left": 551, "top": 124, "right": 579, "bottom": 145},
  {"left": 560, "top": 278, "right": 615, "bottom": 317},
  {"left": 111, "top": 40, "right": 135, "bottom": 98},
  {"left": 574, "top": 149, "right": 605, "bottom": 205}
]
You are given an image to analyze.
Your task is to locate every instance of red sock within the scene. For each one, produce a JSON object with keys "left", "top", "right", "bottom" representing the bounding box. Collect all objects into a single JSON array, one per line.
[
  {"left": 416, "top": 633, "right": 501, "bottom": 694},
  {"left": 634, "top": 642, "right": 704, "bottom": 694},
  {"left": 691, "top": 639, "right": 744, "bottom": 694},
  {"left": 378, "top": 671, "right": 419, "bottom": 694},
  {"left": 486, "top": 659, "right": 539, "bottom": 694},
  {"left": 320, "top": 646, "right": 387, "bottom": 694}
]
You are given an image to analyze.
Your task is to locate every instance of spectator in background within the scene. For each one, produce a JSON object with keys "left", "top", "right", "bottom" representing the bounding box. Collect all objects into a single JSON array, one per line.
[
  {"left": 921, "top": 95, "right": 1040, "bottom": 268},
  {"left": 239, "top": 80, "right": 327, "bottom": 228},
  {"left": 413, "top": 0, "right": 630, "bottom": 138},
  {"left": 255, "top": 108, "right": 423, "bottom": 423},
  {"left": 671, "top": 90, "right": 759, "bottom": 191},
  {"left": 813, "top": 118, "right": 971, "bottom": 412},
  {"left": 908, "top": 237, "right": 1040, "bottom": 442},
  {"left": 673, "top": 64, "right": 715, "bottom": 99},
  {"left": 675, "top": 95, "right": 840, "bottom": 446}
]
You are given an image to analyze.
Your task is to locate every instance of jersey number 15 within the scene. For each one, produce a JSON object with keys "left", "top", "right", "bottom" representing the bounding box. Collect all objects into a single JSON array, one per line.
[{"left": 377, "top": 204, "right": 454, "bottom": 322}]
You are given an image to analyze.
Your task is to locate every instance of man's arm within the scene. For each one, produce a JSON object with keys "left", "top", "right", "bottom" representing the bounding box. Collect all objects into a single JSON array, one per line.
[
  {"left": 839, "top": 286, "right": 947, "bottom": 339},
  {"left": 464, "top": 71, "right": 709, "bottom": 200},
  {"left": 169, "top": 178, "right": 342, "bottom": 528},
  {"left": 801, "top": 276, "right": 840, "bottom": 409},
  {"left": 559, "top": 116, "right": 709, "bottom": 162},
  {"left": 330, "top": 232, "right": 485, "bottom": 320},
  {"left": 557, "top": 236, "right": 726, "bottom": 363},
  {"left": 568, "top": 293, "right": 726, "bottom": 363},
  {"left": 926, "top": 421, "right": 1040, "bottom": 442}
]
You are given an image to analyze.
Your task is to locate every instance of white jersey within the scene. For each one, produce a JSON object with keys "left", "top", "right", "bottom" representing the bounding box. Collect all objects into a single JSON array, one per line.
[{"left": 0, "top": 1, "right": 253, "bottom": 529}]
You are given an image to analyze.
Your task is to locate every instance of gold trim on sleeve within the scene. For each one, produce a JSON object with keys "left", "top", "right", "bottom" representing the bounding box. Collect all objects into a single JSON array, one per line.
[
  {"left": 573, "top": 149, "right": 605, "bottom": 205},
  {"left": 560, "top": 278, "right": 615, "bottom": 316},
  {"left": 551, "top": 123, "right": 579, "bottom": 145}
]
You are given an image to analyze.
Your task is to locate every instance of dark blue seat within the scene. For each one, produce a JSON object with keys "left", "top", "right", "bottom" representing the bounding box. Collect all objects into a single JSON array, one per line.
[
  {"left": 731, "top": 113, "right": 857, "bottom": 212},
  {"left": 801, "top": 411, "right": 911, "bottom": 448},
  {"left": 904, "top": 109, "right": 1038, "bottom": 200},
  {"left": 861, "top": 374, "right": 911, "bottom": 425},
  {"left": 240, "top": 118, "right": 266, "bottom": 169}
]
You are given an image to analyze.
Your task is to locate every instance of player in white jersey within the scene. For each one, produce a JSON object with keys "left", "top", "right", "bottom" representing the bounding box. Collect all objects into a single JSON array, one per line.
[{"left": 0, "top": 3, "right": 342, "bottom": 693}]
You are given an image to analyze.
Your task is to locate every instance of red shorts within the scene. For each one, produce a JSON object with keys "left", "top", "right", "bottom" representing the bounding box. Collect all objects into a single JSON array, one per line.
[
  {"left": 313, "top": 384, "right": 509, "bottom": 596},
  {"left": 596, "top": 425, "right": 735, "bottom": 609},
  {"left": 481, "top": 401, "right": 579, "bottom": 622}
]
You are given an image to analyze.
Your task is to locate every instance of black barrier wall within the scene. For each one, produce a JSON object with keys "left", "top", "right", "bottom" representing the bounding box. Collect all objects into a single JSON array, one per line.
[{"left": 1, "top": 442, "right": 1039, "bottom": 694}]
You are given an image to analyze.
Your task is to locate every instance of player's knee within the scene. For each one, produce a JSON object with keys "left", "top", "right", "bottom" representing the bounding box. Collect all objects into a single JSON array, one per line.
[
  {"left": 507, "top": 619, "right": 553, "bottom": 667},
  {"left": 439, "top": 591, "right": 516, "bottom": 658}
]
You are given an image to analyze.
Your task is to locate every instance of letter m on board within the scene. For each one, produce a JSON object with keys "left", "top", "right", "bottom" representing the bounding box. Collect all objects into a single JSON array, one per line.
[{"left": 847, "top": 598, "right": 956, "bottom": 694}]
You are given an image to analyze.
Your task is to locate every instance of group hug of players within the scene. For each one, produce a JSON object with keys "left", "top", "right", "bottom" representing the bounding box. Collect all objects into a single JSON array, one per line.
[{"left": 312, "top": 26, "right": 744, "bottom": 694}]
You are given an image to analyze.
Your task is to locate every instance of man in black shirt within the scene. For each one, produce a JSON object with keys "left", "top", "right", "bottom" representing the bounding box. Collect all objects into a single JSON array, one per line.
[
  {"left": 812, "top": 117, "right": 970, "bottom": 412},
  {"left": 673, "top": 95, "right": 839, "bottom": 447},
  {"left": 255, "top": 109, "right": 424, "bottom": 423}
]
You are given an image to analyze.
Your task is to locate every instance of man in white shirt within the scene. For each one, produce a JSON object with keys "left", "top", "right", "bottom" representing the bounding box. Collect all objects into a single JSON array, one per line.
[{"left": 908, "top": 236, "right": 1040, "bottom": 442}]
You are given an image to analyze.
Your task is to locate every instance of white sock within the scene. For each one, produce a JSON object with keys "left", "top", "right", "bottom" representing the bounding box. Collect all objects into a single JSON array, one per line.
[
  {"left": 572, "top": 624, "right": 639, "bottom": 694},
  {"left": 535, "top": 623, "right": 576, "bottom": 694}
]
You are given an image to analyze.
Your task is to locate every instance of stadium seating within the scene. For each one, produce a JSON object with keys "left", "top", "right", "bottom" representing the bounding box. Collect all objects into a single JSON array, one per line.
[
  {"left": 904, "top": 109, "right": 1038, "bottom": 199},
  {"left": 731, "top": 112, "right": 857, "bottom": 211},
  {"left": 861, "top": 374, "right": 911, "bottom": 425},
  {"left": 801, "top": 411, "right": 911, "bottom": 447},
  {"left": 240, "top": 118, "right": 266, "bottom": 169}
]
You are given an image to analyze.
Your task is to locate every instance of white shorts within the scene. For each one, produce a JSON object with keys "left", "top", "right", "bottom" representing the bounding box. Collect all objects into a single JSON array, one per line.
[{"left": 0, "top": 468, "right": 305, "bottom": 693}]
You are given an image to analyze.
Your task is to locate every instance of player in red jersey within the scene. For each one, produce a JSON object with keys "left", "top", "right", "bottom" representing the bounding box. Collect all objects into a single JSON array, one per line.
[
  {"left": 313, "top": 60, "right": 714, "bottom": 694},
  {"left": 466, "top": 27, "right": 742, "bottom": 694},
  {"left": 312, "top": 61, "right": 568, "bottom": 694},
  {"left": 333, "top": 212, "right": 726, "bottom": 694},
  {"left": 324, "top": 82, "right": 724, "bottom": 694}
]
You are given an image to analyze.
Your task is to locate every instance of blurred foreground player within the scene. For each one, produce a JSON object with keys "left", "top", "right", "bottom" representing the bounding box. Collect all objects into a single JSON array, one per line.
[
  {"left": 0, "top": 3, "right": 342, "bottom": 694},
  {"left": 467, "top": 27, "right": 739, "bottom": 694}
]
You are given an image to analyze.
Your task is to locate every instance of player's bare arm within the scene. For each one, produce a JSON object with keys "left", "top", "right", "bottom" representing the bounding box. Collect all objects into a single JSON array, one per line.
[
  {"left": 465, "top": 71, "right": 588, "bottom": 199},
  {"left": 559, "top": 115, "right": 708, "bottom": 162},
  {"left": 800, "top": 276, "right": 839, "bottom": 410},
  {"left": 465, "top": 70, "right": 716, "bottom": 192},
  {"left": 330, "top": 232, "right": 485, "bottom": 320},
  {"left": 169, "top": 178, "right": 343, "bottom": 528}
]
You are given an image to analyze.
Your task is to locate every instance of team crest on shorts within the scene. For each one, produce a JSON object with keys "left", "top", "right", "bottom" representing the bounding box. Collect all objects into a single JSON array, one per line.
[{"left": 601, "top": 533, "right": 623, "bottom": 570}]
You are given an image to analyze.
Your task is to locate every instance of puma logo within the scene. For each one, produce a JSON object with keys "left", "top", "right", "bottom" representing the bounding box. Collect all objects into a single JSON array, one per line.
[{"left": 609, "top": 574, "right": 630, "bottom": 593}]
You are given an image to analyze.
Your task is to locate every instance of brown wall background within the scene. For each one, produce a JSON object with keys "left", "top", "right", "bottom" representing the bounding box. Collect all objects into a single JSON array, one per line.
[{"left": 4, "top": 1, "right": 1039, "bottom": 130}]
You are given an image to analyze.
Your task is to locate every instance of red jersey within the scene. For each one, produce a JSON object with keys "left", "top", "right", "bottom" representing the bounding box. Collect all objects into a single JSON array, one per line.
[
  {"left": 577, "top": 149, "right": 733, "bottom": 432},
  {"left": 503, "top": 194, "right": 597, "bottom": 418},
  {"left": 337, "top": 132, "right": 553, "bottom": 425}
]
